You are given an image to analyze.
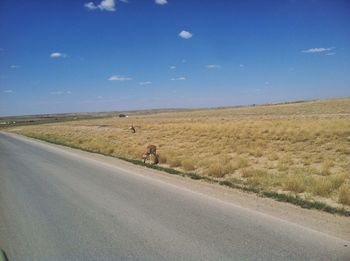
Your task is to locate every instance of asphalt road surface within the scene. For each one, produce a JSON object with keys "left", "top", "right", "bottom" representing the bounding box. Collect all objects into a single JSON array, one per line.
[{"left": 0, "top": 133, "right": 349, "bottom": 260}]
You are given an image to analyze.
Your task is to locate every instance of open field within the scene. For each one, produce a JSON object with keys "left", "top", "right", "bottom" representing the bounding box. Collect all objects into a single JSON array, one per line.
[
  {"left": 0, "top": 112, "right": 114, "bottom": 127},
  {"left": 8, "top": 98, "right": 350, "bottom": 211},
  {"left": 0, "top": 108, "right": 188, "bottom": 127}
]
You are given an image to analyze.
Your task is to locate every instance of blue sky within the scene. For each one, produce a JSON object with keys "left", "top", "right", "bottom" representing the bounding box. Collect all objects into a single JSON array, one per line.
[{"left": 0, "top": 0, "right": 349, "bottom": 116}]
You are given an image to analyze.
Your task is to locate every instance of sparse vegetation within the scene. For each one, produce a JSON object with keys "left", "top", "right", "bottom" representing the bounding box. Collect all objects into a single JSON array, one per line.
[
  {"left": 320, "top": 159, "right": 333, "bottom": 176},
  {"left": 9, "top": 98, "right": 350, "bottom": 213},
  {"left": 338, "top": 185, "right": 350, "bottom": 206},
  {"left": 208, "top": 162, "right": 225, "bottom": 177},
  {"left": 311, "top": 178, "right": 333, "bottom": 197},
  {"left": 284, "top": 174, "right": 307, "bottom": 193},
  {"left": 182, "top": 159, "right": 196, "bottom": 171}
]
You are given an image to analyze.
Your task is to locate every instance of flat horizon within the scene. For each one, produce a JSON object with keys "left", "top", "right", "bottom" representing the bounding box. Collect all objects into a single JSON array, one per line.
[{"left": 1, "top": 96, "right": 349, "bottom": 118}]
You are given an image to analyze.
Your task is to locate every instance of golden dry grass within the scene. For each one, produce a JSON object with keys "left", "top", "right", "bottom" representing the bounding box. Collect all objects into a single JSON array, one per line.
[
  {"left": 338, "top": 185, "right": 350, "bottom": 206},
  {"left": 11, "top": 98, "right": 350, "bottom": 207}
]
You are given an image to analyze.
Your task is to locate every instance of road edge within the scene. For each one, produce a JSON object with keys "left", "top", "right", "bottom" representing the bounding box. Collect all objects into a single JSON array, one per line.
[{"left": 2, "top": 131, "right": 350, "bottom": 241}]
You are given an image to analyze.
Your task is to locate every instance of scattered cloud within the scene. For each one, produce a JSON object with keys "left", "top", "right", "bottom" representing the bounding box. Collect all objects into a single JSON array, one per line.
[
  {"left": 170, "top": 66, "right": 176, "bottom": 70},
  {"left": 206, "top": 64, "right": 221, "bottom": 69},
  {"left": 239, "top": 64, "right": 245, "bottom": 68},
  {"left": 108, "top": 75, "right": 132, "bottom": 81},
  {"left": 84, "top": 2, "right": 98, "bottom": 9},
  {"left": 50, "top": 52, "right": 66, "bottom": 58},
  {"left": 10, "top": 65, "right": 19, "bottom": 69},
  {"left": 301, "top": 47, "right": 333, "bottom": 53},
  {"left": 179, "top": 30, "right": 192, "bottom": 39},
  {"left": 84, "top": 0, "right": 116, "bottom": 11},
  {"left": 81, "top": 96, "right": 126, "bottom": 104},
  {"left": 3, "top": 89, "right": 13, "bottom": 93},
  {"left": 325, "top": 52, "right": 336, "bottom": 56},
  {"left": 155, "top": 0, "right": 168, "bottom": 5},
  {"left": 139, "top": 81, "right": 152, "bottom": 85},
  {"left": 264, "top": 81, "right": 270, "bottom": 85},
  {"left": 99, "top": 0, "right": 116, "bottom": 10},
  {"left": 50, "top": 91, "right": 72, "bottom": 95},
  {"left": 120, "top": 0, "right": 128, "bottom": 3},
  {"left": 171, "top": 77, "right": 186, "bottom": 81}
]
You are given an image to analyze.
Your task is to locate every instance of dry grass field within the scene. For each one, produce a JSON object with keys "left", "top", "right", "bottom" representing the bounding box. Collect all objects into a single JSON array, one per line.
[{"left": 10, "top": 98, "right": 350, "bottom": 209}]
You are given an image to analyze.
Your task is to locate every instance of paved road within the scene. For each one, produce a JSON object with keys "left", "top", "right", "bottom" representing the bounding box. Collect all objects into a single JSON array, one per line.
[{"left": 0, "top": 133, "right": 349, "bottom": 261}]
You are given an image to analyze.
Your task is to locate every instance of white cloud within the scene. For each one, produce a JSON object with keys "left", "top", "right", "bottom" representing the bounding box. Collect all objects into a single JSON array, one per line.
[
  {"left": 120, "top": 0, "right": 128, "bottom": 3},
  {"left": 206, "top": 64, "right": 221, "bottom": 69},
  {"left": 10, "top": 65, "right": 19, "bottom": 69},
  {"left": 239, "top": 64, "right": 245, "bottom": 68},
  {"left": 179, "top": 30, "right": 192, "bottom": 39},
  {"left": 139, "top": 81, "right": 152, "bottom": 85},
  {"left": 264, "top": 81, "right": 270, "bottom": 85},
  {"left": 170, "top": 66, "right": 176, "bottom": 69},
  {"left": 50, "top": 91, "right": 72, "bottom": 95},
  {"left": 84, "top": 2, "right": 98, "bottom": 9},
  {"left": 84, "top": 0, "right": 116, "bottom": 11},
  {"left": 108, "top": 75, "right": 132, "bottom": 81},
  {"left": 302, "top": 47, "right": 333, "bottom": 53},
  {"left": 171, "top": 77, "right": 186, "bottom": 81},
  {"left": 155, "top": 0, "right": 168, "bottom": 5},
  {"left": 3, "top": 89, "right": 13, "bottom": 93},
  {"left": 325, "top": 52, "right": 336, "bottom": 56},
  {"left": 99, "top": 0, "right": 116, "bottom": 11},
  {"left": 50, "top": 52, "right": 66, "bottom": 58}
]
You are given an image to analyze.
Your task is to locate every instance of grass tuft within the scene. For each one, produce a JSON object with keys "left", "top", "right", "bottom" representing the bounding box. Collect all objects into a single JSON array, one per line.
[
  {"left": 208, "top": 163, "right": 225, "bottom": 178},
  {"left": 338, "top": 185, "right": 350, "bottom": 206},
  {"left": 182, "top": 159, "right": 196, "bottom": 171},
  {"left": 320, "top": 159, "right": 333, "bottom": 176},
  {"left": 311, "top": 178, "right": 333, "bottom": 197},
  {"left": 283, "top": 175, "right": 306, "bottom": 193}
]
